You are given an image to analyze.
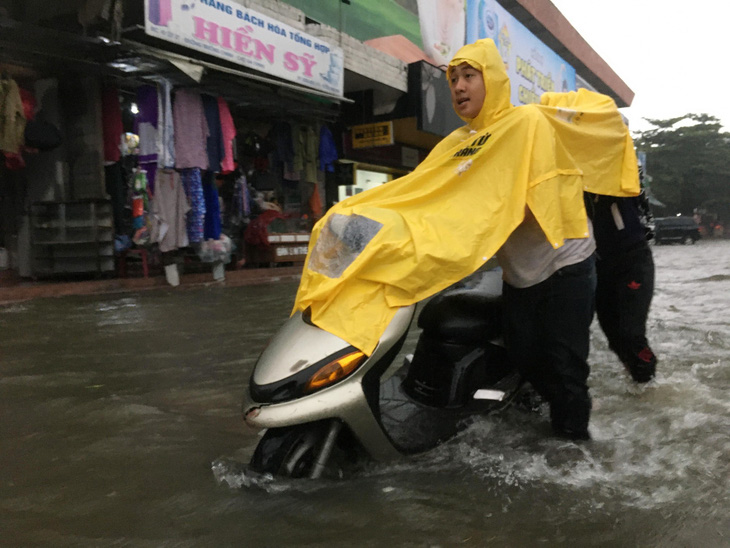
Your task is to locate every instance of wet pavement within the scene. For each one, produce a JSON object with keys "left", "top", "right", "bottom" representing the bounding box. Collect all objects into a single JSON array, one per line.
[
  {"left": 1, "top": 240, "right": 729, "bottom": 546},
  {"left": 0, "top": 264, "right": 303, "bottom": 305}
]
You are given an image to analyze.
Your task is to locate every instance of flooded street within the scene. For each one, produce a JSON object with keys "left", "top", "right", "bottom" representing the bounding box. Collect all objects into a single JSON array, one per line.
[{"left": 2, "top": 240, "right": 729, "bottom": 547}]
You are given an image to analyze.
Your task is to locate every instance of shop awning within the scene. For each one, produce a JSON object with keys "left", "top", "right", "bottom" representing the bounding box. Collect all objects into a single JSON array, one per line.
[
  {"left": 0, "top": 12, "right": 348, "bottom": 123},
  {"left": 124, "top": 40, "right": 352, "bottom": 107}
]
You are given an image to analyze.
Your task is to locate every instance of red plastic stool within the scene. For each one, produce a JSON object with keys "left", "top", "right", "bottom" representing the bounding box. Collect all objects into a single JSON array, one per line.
[{"left": 118, "top": 248, "right": 149, "bottom": 278}]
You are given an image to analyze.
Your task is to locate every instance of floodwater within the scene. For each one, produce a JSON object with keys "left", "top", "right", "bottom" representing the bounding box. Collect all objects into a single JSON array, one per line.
[{"left": 1, "top": 240, "right": 728, "bottom": 547}]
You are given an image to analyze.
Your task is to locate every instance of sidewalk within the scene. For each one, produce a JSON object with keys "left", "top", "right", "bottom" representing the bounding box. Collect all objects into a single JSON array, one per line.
[{"left": 0, "top": 265, "right": 303, "bottom": 305}]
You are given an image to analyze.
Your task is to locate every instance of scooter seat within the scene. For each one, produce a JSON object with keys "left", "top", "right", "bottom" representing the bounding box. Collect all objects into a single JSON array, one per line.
[{"left": 418, "top": 289, "right": 502, "bottom": 343}]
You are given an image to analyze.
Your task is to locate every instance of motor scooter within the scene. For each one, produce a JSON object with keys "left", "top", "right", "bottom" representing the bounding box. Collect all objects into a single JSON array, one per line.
[{"left": 242, "top": 267, "right": 523, "bottom": 479}]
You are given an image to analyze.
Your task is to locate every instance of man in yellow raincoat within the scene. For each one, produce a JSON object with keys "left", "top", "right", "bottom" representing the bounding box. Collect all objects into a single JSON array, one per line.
[{"left": 294, "top": 39, "right": 639, "bottom": 440}]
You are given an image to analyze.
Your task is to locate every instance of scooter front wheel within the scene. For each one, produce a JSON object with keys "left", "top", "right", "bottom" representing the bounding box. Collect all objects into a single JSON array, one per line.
[{"left": 250, "top": 420, "right": 353, "bottom": 479}]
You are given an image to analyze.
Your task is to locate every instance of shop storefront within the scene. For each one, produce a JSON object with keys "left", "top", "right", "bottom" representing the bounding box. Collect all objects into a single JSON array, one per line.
[
  {"left": 0, "top": 0, "right": 348, "bottom": 282},
  {"left": 1, "top": 0, "right": 634, "bottom": 285}
]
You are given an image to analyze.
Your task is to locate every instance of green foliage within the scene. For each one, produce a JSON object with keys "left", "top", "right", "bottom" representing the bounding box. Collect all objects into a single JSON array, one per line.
[{"left": 633, "top": 114, "right": 730, "bottom": 221}]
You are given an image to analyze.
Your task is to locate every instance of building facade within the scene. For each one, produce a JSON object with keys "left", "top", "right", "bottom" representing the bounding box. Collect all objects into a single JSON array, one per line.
[{"left": 0, "top": 0, "right": 632, "bottom": 279}]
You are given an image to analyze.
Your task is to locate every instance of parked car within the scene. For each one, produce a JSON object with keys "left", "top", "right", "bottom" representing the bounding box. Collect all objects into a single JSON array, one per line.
[{"left": 654, "top": 216, "right": 702, "bottom": 245}]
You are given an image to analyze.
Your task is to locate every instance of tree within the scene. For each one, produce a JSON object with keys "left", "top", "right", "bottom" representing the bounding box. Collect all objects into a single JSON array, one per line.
[{"left": 633, "top": 114, "right": 730, "bottom": 222}]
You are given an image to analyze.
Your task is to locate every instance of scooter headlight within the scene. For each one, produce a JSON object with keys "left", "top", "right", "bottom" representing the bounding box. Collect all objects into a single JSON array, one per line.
[{"left": 304, "top": 350, "right": 367, "bottom": 393}]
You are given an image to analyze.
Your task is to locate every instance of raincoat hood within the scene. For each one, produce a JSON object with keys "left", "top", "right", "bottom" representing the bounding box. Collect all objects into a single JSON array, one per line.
[
  {"left": 292, "top": 42, "right": 640, "bottom": 355},
  {"left": 447, "top": 39, "right": 512, "bottom": 128}
]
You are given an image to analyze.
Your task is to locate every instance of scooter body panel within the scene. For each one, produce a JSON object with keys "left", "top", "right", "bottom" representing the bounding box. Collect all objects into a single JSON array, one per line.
[
  {"left": 251, "top": 307, "right": 414, "bottom": 387},
  {"left": 252, "top": 310, "right": 352, "bottom": 386}
]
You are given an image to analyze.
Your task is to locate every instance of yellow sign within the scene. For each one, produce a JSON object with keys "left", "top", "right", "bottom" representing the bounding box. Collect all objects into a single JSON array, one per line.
[{"left": 351, "top": 122, "right": 394, "bottom": 148}]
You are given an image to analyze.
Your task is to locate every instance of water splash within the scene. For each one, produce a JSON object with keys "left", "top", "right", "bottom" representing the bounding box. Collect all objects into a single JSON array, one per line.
[
  {"left": 211, "top": 458, "right": 283, "bottom": 493},
  {"left": 211, "top": 458, "right": 336, "bottom": 494}
]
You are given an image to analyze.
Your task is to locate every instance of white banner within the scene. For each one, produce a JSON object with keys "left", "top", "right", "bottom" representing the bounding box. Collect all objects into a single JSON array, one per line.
[
  {"left": 416, "top": 0, "right": 466, "bottom": 67},
  {"left": 144, "top": 0, "right": 344, "bottom": 97}
]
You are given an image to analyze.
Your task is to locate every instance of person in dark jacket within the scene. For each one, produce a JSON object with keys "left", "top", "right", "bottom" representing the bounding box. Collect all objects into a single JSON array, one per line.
[{"left": 587, "top": 171, "right": 657, "bottom": 383}]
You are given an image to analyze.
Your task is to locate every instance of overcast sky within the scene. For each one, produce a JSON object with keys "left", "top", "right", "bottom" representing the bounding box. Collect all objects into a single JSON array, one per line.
[{"left": 550, "top": 0, "right": 730, "bottom": 133}]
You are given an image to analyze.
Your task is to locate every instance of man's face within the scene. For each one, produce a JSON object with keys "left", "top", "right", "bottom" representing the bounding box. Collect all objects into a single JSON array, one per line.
[{"left": 449, "top": 62, "right": 486, "bottom": 119}]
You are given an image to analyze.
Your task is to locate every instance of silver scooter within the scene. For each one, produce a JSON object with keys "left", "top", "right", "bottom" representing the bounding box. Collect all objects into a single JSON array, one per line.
[{"left": 242, "top": 267, "right": 523, "bottom": 479}]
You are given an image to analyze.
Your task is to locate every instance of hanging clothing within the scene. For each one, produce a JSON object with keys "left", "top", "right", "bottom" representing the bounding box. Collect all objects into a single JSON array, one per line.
[
  {"left": 135, "top": 84, "right": 159, "bottom": 165},
  {"left": 101, "top": 86, "right": 123, "bottom": 163},
  {"left": 139, "top": 162, "right": 157, "bottom": 197},
  {"left": 133, "top": 168, "right": 149, "bottom": 195},
  {"left": 180, "top": 167, "right": 206, "bottom": 244},
  {"left": 318, "top": 124, "right": 338, "bottom": 173},
  {"left": 308, "top": 183, "right": 323, "bottom": 219},
  {"left": 1, "top": 77, "right": 26, "bottom": 154},
  {"left": 132, "top": 168, "right": 150, "bottom": 231},
  {"left": 150, "top": 169, "right": 190, "bottom": 252},
  {"left": 157, "top": 78, "right": 175, "bottom": 168},
  {"left": 230, "top": 173, "right": 250, "bottom": 225},
  {"left": 270, "top": 120, "right": 296, "bottom": 175},
  {"left": 202, "top": 94, "right": 224, "bottom": 173},
  {"left": 173, "top": 89, "right": 209, "bottom": 170},
  {"left": 217, "top": 97, "right": 236, "bottom": 173},
  {"left": 294, "top": 125, "right": 319, "bottom": 183},
  {"left": 202, "top": 171, "right": 222, "bottom": 240},
  {"left": 243, "top": 181, "right": 252, "bottom": 217}
]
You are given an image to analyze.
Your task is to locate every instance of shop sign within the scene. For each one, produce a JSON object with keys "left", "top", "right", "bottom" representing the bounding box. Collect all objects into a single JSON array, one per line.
[
  {"left": 351, "top": 122, "right": 394, "bottom": 149},
  {"left": 144, "top": 0, "right": 344, "bottom": 97},
  {"left": 466, "top": 0, "right": 576, "bottom": 106}
]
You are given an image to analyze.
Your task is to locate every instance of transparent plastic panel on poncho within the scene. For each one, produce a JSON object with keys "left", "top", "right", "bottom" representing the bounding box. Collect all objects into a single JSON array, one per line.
[{"left": 307, "top": 213, "right": 383, "bottom": 278}]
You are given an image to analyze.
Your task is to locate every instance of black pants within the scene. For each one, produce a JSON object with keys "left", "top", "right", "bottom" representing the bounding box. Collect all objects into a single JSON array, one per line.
[
  {"left": 503, "top": 255, "right": 596, "bottom": 435},
  {"left": 595, "top": 243, "right": 655, "bottom": 366}
]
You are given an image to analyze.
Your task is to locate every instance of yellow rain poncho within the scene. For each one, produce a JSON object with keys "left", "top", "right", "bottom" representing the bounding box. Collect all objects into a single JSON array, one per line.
[{"left": 294, "top": 39, "right": 640, "bottom": 355}]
